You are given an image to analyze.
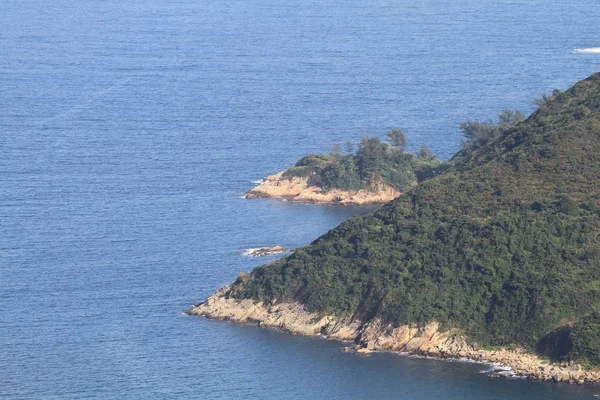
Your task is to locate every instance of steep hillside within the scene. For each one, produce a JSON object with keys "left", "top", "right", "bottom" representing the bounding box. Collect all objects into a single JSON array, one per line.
[{"left": 210, "top": 73, "right": 600, "bottom": 367}]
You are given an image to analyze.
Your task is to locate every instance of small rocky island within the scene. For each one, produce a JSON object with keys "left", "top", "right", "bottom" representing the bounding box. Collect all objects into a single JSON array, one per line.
[{"left": 246, "top": 132, "right": 442, "bottom": 205}]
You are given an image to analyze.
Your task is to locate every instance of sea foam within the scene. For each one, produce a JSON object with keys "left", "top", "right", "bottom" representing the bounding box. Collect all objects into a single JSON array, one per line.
[{"left": 574, "top": 47, "right": 600, "bottom": 54}]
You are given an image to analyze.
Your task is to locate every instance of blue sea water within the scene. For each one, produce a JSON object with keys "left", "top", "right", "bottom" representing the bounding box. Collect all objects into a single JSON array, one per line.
[{"left": 1, "top": 0, "right": 600, "bottom": 398}]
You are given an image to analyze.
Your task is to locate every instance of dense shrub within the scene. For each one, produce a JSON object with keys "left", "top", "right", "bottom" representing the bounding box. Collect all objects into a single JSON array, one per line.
[
  {"left": 287, "top": 137, "right": 441, "bottom": 192},
  {"left": 281, "top": 166, "right": 314, "bottom": 179}
]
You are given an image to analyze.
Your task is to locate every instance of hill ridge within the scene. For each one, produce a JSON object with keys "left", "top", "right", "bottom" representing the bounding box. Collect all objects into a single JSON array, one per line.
[{"left": 204, "top": 72, "right": 600, "bottom": 368}]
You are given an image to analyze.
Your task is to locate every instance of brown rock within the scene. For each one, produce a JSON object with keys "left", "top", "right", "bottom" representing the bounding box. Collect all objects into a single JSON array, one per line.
[
  {"left": 246, "top": 169, "right": 402, "bottom": 205},
  {"left": 188, "top": 286, "right": 600, "bottom": 386}
]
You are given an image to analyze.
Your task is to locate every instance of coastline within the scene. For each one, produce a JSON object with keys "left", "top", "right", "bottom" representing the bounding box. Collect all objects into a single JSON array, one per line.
[
  {"left": 187, "top": 285, "right": 600, "bottom": 386},
  {"left": 245, "top": 170, "right": 402, "bottom": 205}
]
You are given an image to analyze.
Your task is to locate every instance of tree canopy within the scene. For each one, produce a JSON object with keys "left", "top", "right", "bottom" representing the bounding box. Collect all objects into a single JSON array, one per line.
[
  {"left": 282, "top": 134, "right": 441, "bottom": 192},
  {"left": 386, "top": 128, "right": 408, "bottom": 149}
]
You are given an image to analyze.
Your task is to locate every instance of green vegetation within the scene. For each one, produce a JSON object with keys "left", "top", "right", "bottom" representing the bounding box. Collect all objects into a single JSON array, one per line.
[
  {"left": 281, "top": 132, "right": 442, "bottom": 192},
  {"left": 561, "top": 313, "right": 600, "bottom": 367},
  {"left": 458, "top": 109, "right": 525, "bottom": 150},
  {"left": 233, "top": 73, "right": 600, "bottom": 365}
]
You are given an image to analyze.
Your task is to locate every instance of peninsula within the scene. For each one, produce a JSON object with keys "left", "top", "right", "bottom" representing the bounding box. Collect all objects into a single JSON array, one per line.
[
  {"left": 190, "top": 73, "right": 600, "bottom": 385},
  {"left": 246, "top": 133, "right": 442, "bottom": 205}
]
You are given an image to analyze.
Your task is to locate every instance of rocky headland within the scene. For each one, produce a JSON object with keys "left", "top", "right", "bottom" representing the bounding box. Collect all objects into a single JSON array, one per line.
[
  {"left": 192, "top": 74, "right": 600, "bottom": 387},
  {"left": 246, "top": 170, "right": 402, "bottom": 205},
  {"left": 187, "top": 285, "right": 600, "bottom": 385}
]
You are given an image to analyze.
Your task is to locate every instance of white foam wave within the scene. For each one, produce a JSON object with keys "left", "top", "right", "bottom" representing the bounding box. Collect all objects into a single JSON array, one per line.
[
  {"left": 478, "top": 363, "right": 512, "bottom": 374},
  {"left": 390, "top": 352, "right": 529, "bottom": 380},
  {"left": 242, "top": 248, "right": 261, "bottom": 257},
  {"left": 574, "top": 47, "right": 600, "bottom": 54},
  {"left": 242, "top": 247, "right": 289, "bottom": 257}
]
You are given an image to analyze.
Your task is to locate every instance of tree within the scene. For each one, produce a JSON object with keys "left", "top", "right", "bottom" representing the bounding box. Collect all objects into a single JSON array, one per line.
[
  {"left": 333, "top": 143, "right": 342, "bottom": 155},
  {"left": 461, "top": 110, "right": 525, "bottom": 147},
  {"left": 386, "top": 129, "right": 408, "bottom": 150},
  {"left": 358, "top": 137, "right": 388, "bottom": 159},
  {"left": 357, "top": 137, "right": 389, "bottom": 180},
  {"left": 498, "top": 110, "right": 525, "bottom": 128},
  {"left": 460, "top": 120, "right": 500, "bottom": 145},
  {"left": 418, "top": 146, "right": 433, "bottom": 159},
  {"left": 345, "top": 141, "right": 355, "bottom": 155},
  {"left": 534, "top": 89, "right": 562, "bottom": 108},
  {"left": 558, "top": 195, "right": 578, "bottom": 215}
]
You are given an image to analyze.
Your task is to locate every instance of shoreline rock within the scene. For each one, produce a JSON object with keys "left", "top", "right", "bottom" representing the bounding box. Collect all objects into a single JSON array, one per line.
[
  {"left": 243, "top": 246, "right": 290, "bottom": 257},
  {"left": 187, "top": 286, "right": 600, "bottom": 386},
  {"left": 246, "top": 170, "right": 402, "bottom": 205}
]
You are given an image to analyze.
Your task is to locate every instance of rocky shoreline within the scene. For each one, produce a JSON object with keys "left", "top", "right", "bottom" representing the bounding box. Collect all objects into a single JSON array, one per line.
[
  {"left": 187, "top": 285, "right": 600, "bottom": 386},
  {"left": 246, "top": 170, "right": 401, "bottom": 205}
]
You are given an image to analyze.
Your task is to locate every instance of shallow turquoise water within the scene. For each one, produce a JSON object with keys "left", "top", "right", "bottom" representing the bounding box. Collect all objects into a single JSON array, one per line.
[{"left": 1, "top": 0, "right": 600, "bottom": 398}]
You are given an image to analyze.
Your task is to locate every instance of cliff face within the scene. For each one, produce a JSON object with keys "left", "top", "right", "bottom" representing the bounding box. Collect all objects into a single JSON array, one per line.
[
  {"left": 188, "top": 286, "right": 600, "bottom": 384},
  {"left": 246, "top": 171, "right": 402, "bottom": 205}
]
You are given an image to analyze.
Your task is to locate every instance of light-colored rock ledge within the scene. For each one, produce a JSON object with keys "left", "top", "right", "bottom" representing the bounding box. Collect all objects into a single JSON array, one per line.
[
  {"left": 243, "top": 246, "right": 291, "bottom": 257},
  {"left": 245, "top": 171, "right": 402, "bottom": 205},
  {"left": 187, "top": 285, "right": 600, "bottom": 385}
]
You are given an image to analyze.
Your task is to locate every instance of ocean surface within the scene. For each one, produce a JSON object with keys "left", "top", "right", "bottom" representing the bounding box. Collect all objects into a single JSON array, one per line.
[{"left": 2, "top": 0, "right": 600, "bottom": 398}]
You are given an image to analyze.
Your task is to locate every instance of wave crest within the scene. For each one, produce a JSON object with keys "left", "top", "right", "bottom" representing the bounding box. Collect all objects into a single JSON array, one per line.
[{"left": 574, "top": 47, "right": 600, "bottom": 54}]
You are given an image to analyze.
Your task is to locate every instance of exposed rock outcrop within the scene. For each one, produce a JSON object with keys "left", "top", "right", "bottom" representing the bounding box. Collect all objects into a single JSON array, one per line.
[
  {"left": 187, "top": 286, "right": 600, "bottom": 385},
  {"left": 246, "top": 171, "right": 401, "bottom": 205},
  {"left": 243, "top": 246, "right": 290, "bottom": 257}
]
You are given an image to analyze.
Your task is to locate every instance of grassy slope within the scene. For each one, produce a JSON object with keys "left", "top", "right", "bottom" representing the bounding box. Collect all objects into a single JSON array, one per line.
[{"left": 234, "top": 73, "right": 600, "bottom": 365}]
